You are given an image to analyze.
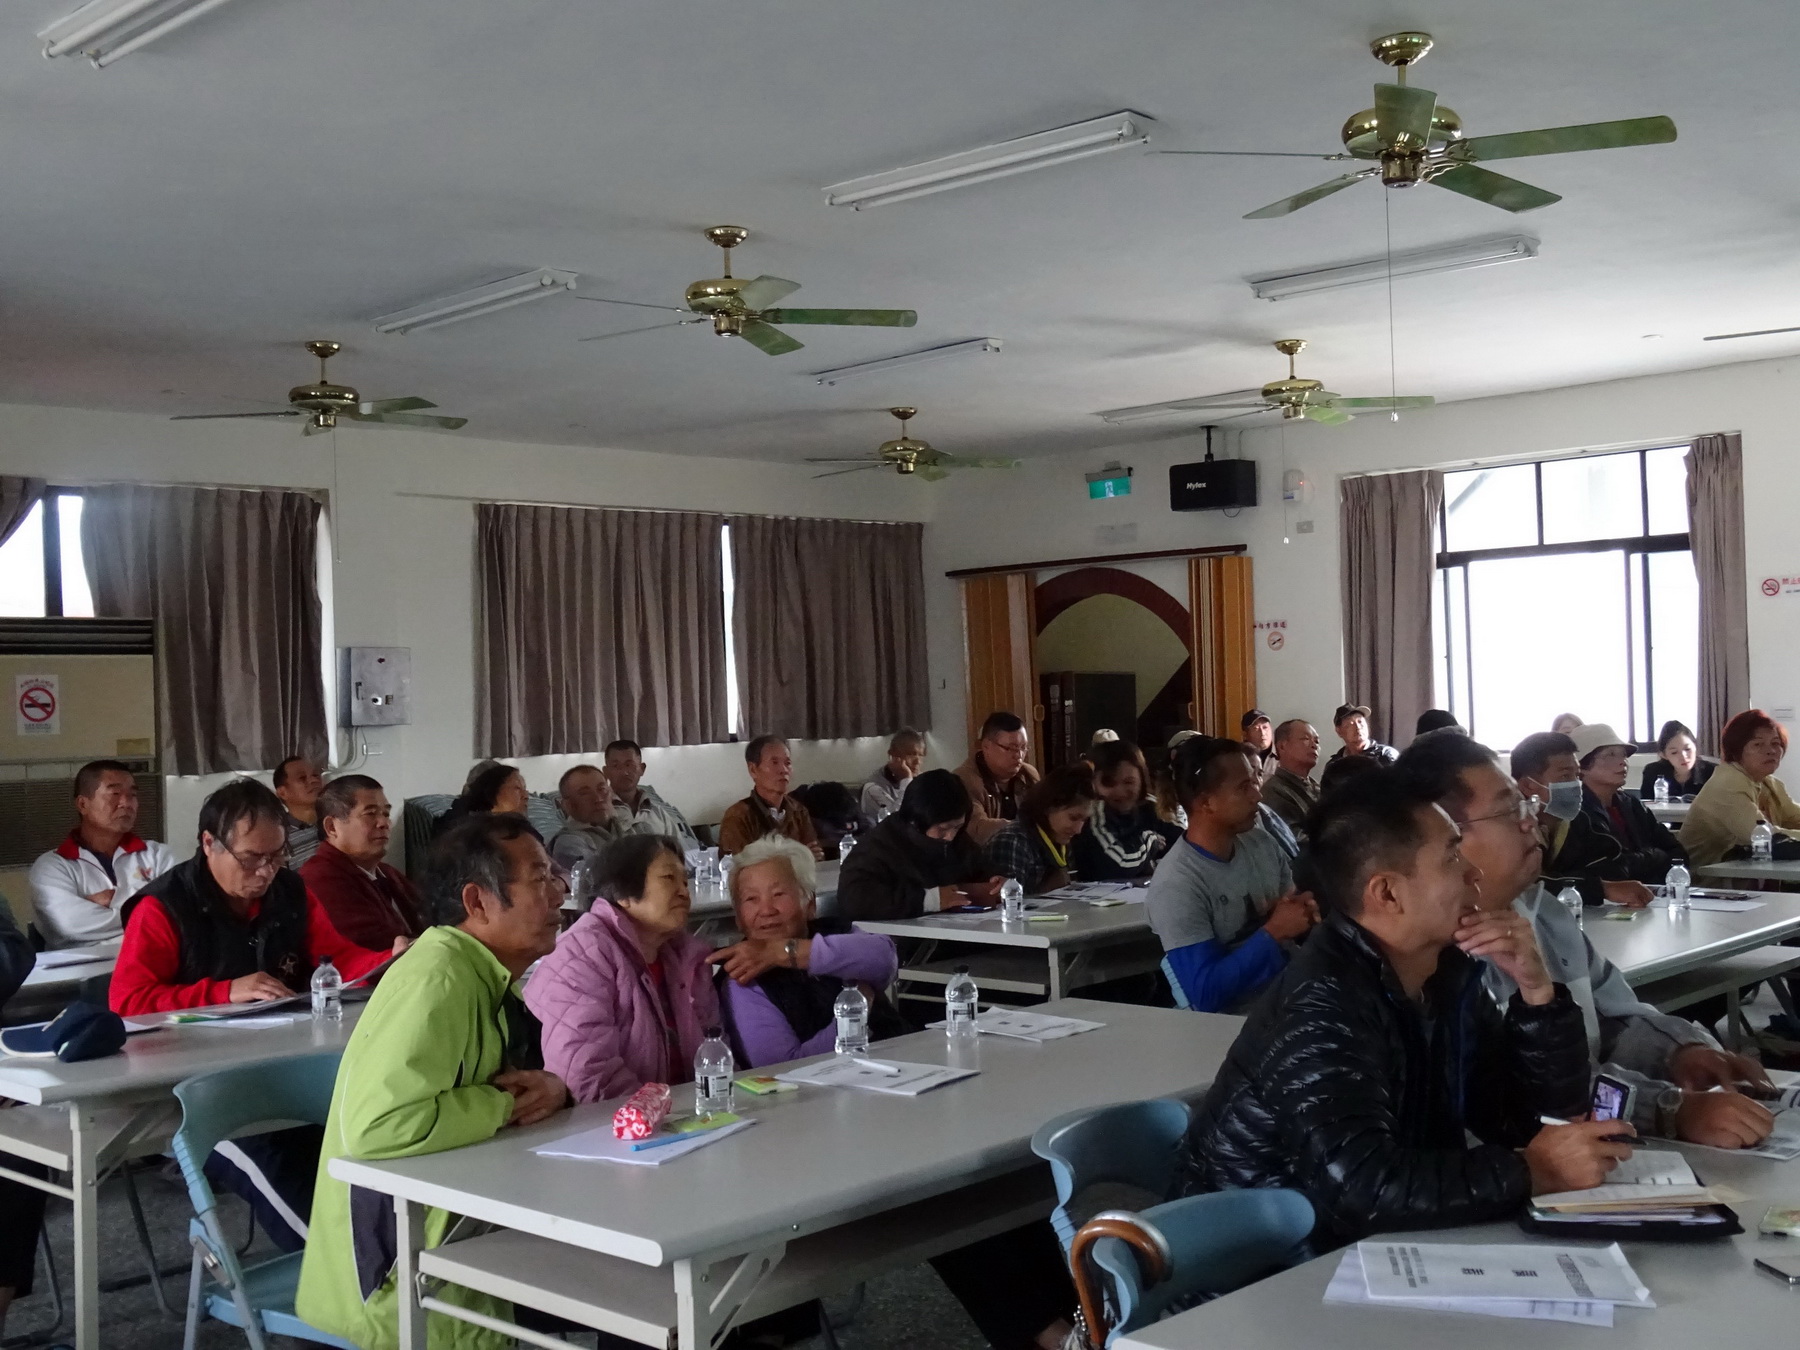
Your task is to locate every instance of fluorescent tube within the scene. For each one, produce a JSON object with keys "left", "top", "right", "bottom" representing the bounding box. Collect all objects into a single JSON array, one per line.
[
  {"left": 373, "top": 270, "right": 579, "bottom": 335},
  {"left": 811, "top": 338, "right": 1002, "bottom": 387},
  {"left": 824, "top": 112, "right": 1153, "bottom": 209},
  {"left": 40, "top": 0, "right": 244, "bottom": 65},
  {"left": 1248, "top": 234, "right": 1539, "bottom": 301}
]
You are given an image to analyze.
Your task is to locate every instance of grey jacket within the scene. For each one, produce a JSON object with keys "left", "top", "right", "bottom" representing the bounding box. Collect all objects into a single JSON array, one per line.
[
  {"left": 1481, "top": 882, "right": 1716, "bottom": 1136},
  {"left": 611, "top": 783, "right": 701, "bottom": 854}
]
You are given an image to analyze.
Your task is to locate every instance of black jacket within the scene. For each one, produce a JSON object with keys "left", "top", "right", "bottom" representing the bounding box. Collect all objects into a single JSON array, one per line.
[
  {"left": 1544, "top": 788, "right": 1686, "bottom": 903},
  {"left": 834, "top": 814, "right": 985, "bottom": 922},
  {"left": 1185, "top": 911, "right": 1588, "bottom": 1248},
  {"left": 1070, "top": 803, "right": 1180, "bottom": 881},
  {"left": 0, "top": 899, "right": 32, "bottom": 1007},
  {"left": 1638, "top": 757, "right": 1716, "bottom": 800},
  {"left": 120, "top": 857, "right": 312, "bottom": 991}
]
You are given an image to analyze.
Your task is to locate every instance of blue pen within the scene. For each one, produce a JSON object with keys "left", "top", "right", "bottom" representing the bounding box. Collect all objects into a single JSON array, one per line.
[{"left": 629, "top": 1119, "right": 737, "bottom": 1151}]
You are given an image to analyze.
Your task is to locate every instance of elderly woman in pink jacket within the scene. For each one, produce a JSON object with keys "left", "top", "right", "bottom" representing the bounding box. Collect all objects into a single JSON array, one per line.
[{"left": 525, "top": 833, "right": 719, "bottom": 1102}]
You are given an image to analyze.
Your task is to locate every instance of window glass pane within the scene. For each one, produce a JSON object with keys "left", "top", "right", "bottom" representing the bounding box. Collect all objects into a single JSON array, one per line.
[
  {"left": 1644, "top": 445, "right": 1690, "bottom": 536},
  {"left": 0, "top": 502, "right": 45, "bottom": 617},
  {"left": 1440, "top": 566, "right": 1470, "bottom": 724},
  {"left": 1540, "top": 452, "right": 1642, "bottom": 544},
  {"left": 1464, "top": 551, "right": 1629, "bottom": 748},
  {"left": 57, "top": 495, "right": 93, "bottom": 618},
  {"left": 1646, "top": 550, "right": 1699, "bottom": 744},
  {"left": 1442, "top": 465, "right": 1538, "bottom": 552}
]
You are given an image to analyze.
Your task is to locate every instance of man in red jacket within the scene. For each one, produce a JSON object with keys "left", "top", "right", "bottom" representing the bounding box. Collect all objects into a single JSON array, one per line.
[{"left": 299, "top": 774, "right": 425, "bottom": 952}]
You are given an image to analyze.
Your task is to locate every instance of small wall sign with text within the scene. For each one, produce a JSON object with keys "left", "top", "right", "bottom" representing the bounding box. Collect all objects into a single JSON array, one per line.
[
  {"left": 1256, "top": 619, "right": 1288, "bottom": 651},
  {"left": 1761, "top": 576, "right": 1800, "bottom": 597},
  {"left": 16, "top": 673, "right": 59, "bottom": 736}
]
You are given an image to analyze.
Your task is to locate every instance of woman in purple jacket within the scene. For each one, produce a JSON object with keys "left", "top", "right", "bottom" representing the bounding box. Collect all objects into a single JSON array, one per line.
[
  {"left": 713, "top": 836, "right": 1075, "bottom": 1350},
  {"left": 525, "top": 833, "right": 720, "bottom": 1103}
]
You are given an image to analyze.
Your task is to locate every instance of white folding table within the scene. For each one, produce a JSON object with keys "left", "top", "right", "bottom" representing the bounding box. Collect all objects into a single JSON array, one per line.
[
  {"left": 1115, "top": 1144, "right": 1789, "bottom": 1350},
  {"left": 0, "top": 1009, "right": 360, "bottom": 1350},
  {"left": 1695, "top": 858, "right": 1800, "bottom": 888},
  {"left": 329, "top": 999, "right": 1242, "bottom": 1350},
  {"left": 8, "top": 944, "right": 121, "bottom": 1025}
]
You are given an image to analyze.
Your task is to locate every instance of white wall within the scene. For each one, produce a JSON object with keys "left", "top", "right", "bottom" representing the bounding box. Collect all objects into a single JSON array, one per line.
[
  {"left": 0, "top": 401, "right": 944, "bottom": 844},
  {"left": 927, "top": 352, "right": 1800, "bottom": 785}
]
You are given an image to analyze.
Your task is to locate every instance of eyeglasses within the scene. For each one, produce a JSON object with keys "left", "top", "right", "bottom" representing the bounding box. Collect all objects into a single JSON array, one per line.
[
  {"left": 1461, "top": 795, "right": 1540, "bottom": 828},
  {"left": 221, "top": 844, "right": 289, "bottom": 874}
]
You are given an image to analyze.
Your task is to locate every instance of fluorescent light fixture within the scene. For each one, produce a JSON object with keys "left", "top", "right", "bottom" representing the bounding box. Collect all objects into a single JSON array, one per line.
[
  {"left": 1248, "top": 234, "right": 1538, "bottom": 302},
  {"left": 812, "top": 338, "right": 1002, "bottom": 387},
  {"left": 39, "top": 0, "right": 245, "bottom": 66},
  {"left": 1096, "top": 390, "right": 1266, "bottom": 426},
  {"left": 824, "top": 111, "right": 1153, "bottom": 209},
  {"left": 373, "top": 270, "right": 579, "bottom": 335}
]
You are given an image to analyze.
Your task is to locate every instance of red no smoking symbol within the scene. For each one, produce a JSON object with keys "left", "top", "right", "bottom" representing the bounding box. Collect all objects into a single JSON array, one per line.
[
  {"left": 1764, "top": 578, "right": 1782, "bottom": 597},
  {"left": 19, "top": 684, "right": 55, "bottom": 723},
  {"left": 1267, "top": 630, "right": 1285, "bottom": 650}
]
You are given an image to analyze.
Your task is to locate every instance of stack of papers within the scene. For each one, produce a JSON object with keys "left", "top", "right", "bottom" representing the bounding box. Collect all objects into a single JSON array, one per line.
[
  {"left": 1644, "top": 892, "right": 1765, "bottom": 912},
  {"left": 32, "top": 947, "right": 117, "bottom": 969},
  {"left": 1529, "top": 1149, "right": 1732, "bottom": 1226},
  {"left": 1037, "top": 882, "right": 1146, "bottom": 905},
  {"left": 534, "top": 1117, "right": 754, "bottom": 1166},
  {"left": 1326, "top": 1240, "right": 1651, "bottom": 1327},
  {"left": 775, "top": 1057, "right": 977, "bottom": 1095},
  {"left": 1694, "top": 1084, "right": 1800, "bottom": 1161},
  {"left": 927, "top": 1009, "right": 1104, "bottom": 1041}
]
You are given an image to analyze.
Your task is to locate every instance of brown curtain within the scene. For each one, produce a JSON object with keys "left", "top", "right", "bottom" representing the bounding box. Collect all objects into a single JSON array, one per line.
[
  {"left": 1339, "top": 469, "right": 1445, "bottom": 747},
  {"left": 80, "top": 485, "right": 327, "bottom": 775},
  {"left": 0, "top": 477, "right": 45, "bottom": 547},
  {"left": 730, "top": 515, "right": 928, "bottom": 740},
  {"left": 1687, "top": 433, "right": 1750, "bottom": 755},
  {"left": 476, "top": 504, "right": 727, "bottom": 756}
]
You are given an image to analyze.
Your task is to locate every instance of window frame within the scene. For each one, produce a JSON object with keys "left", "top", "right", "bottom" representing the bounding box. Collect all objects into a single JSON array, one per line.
[{"left": 1434, "top": 446, "right": 1693, "bottom": 749}]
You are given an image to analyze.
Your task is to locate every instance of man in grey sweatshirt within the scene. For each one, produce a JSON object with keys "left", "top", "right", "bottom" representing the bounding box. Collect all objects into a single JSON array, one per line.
[{"left": 1397, "top": 732, "right": 1776, "bottom": 1148}]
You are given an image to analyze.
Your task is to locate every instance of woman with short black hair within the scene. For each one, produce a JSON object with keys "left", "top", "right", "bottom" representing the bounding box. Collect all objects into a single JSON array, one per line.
[
  {"left": 834, "top": 769, "right": 998, "bottom": 921},
  {"left": 1071, "top": 740, "right": 1179, "bottom": 881},
  {"left": 982, "top": 764, "right": 1100, "bottom": 894}
]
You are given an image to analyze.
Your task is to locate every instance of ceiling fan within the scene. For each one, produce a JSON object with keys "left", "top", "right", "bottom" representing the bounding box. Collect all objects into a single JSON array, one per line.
[
  {"left": 1162, "top": 32, "right": 1676, "bottom": 219},
  {"left": 1097, "top": 340, "right": 1434, "bottom": 425},
  {"left": 805, "top": 407, "right": 1021, "bottom": 481},
  {"left": 170, "top": 341, "right": 468, "bottom": 434},
  {"left": 575, "top": 226, "right": 918, "bottom": 355}
]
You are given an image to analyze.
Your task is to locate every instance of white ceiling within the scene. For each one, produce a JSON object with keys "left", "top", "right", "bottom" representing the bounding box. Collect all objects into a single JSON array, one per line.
[{"left": 3, "top": 0, "right": 1799, "bottom": 464}]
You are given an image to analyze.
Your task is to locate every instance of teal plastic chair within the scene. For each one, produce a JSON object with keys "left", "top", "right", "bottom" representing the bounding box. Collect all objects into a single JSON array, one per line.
[
  {"left": 170, "top": 1052, "right": 356, "bottom": 1350},
  {"left": 1072, "top": 1190, "right": 1315, "bottom": 1346},
  {"left": 1030, "top": 1098, "right": 1192, "bottom": 1251}
]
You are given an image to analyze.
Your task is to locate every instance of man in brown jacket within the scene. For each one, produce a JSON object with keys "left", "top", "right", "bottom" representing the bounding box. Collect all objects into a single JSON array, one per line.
[
  {"left": 298, "top": 774, "right": 426, "bottom": 952},
  {"left": 956, "top": 711, "right": 1041, "bottom": 846},
  {"left": 718, "top": 735, "right": 823, "bottom": 858}
]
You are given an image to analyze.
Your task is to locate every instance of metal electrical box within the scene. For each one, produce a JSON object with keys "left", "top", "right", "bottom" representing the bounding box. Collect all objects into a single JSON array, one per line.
[{"left": 340, "top": 647, "right": 411, "bottom": 726}]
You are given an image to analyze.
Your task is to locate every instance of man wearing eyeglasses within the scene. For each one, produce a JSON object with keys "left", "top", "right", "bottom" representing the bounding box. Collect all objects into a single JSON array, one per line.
[
  {"left": 1398, "top": 733, "right": 1776, "bottom": 1151},
  {"left": 110, "top": 777, "right": 398, "bottom": 1016}
]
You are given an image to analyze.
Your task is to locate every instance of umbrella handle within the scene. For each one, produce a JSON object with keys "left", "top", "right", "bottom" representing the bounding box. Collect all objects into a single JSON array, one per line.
[{"left": 1067, "top": 1213, "right": 1171, "bottom": 1349}]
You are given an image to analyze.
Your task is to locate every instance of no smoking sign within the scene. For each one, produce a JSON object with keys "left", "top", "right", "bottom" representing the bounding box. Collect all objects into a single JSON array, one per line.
[{"left": 15, "top": 673, "right": 59, "bottom": 736}]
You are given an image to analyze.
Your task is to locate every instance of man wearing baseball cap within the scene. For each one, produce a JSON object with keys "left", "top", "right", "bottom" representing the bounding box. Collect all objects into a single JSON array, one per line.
[
  {"left": 1240, "top": 709, "right": 1275, "bottom": 779},
  {"left": 1328, "top": 703, "right": 1399, "bottom": 767}
]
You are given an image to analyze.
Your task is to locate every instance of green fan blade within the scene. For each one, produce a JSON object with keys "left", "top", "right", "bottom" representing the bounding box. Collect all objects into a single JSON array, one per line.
[
  {"left": 358, "top": 396, "right": 435, "bottom": 415},
  {"left": 934, "top": 455, "right": 1022, "bottom": 469},
  {"left": 757, "top": 308, "right": 917, "bottom": 328},
  {"left": 916, "top": 464, "right": 950, "bottom": 482},
  {"left": 1326, "top": 396, "right": 1436, "bottom": 409},
  {"left": 344, "top": 410, "right": 468, "bottom": 430},
  {"left": 1245, "top": 169, "right": 1377, "bottom": 219},
  {"left": 1374, "top": 82, "right": 1437, "bottom": 149},
  {"left": 169, "top": 410, "right": 301, "bottom": 420},
  {"left": 736, "top": 275, "right": 802, "bottom": 310},
  {"left": 1302, "top": 405, "right": 1353, "bottom": 426},
  {"left": 812, "top": 464, "right": 881, "bottom": 479},
  {"left": 737, "top": 319, "right": 804, "bottom": 355},
  {"left": 1430, "top": 163, "right": 1561, "bottom": 212},
  {"left": 1460, "top": 115, "right": 1676, "bottom": 162}
]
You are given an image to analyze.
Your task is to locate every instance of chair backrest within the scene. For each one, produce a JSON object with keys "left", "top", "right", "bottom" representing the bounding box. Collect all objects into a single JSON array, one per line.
[
  {"left": 171, "top": 1051, "right": 343, "bottom": 1221},
  {"left": 1029, "top": 1098, "right": 1192, "bottom": 1249},
  {"left": 1160, "top": 956, "right": 1190, "bottom": 1010},
  {"left": 1083, "top": 1190, "right": 1315, "bottom": 1344}
]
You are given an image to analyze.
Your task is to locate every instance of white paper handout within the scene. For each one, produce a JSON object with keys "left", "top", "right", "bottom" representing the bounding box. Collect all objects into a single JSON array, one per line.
[
  {"left": 1325, "top": 1247, "right": 1613, "bottom": 1327},
  {"left": 1359, "top": 1241, "right": 1651, "bottom": 1307},
  {"left": 533, "top": 1118, "right": 754, "bottom": 1166},
  {"left": 32, "top": 948, "right": 117, "bottom": 970},
  {"left": 969, "top": 1010, "right": 1103, "bottom": 1041},
  {"left": 1647, "top": 896, "right": 1765, "bottom": 912},
  {"left": 775, "top": 1057, "right": 978, "bottom": 1095},
  {"left": 1602, "top": 1148, "right": 1697, "bottom": 1187}
]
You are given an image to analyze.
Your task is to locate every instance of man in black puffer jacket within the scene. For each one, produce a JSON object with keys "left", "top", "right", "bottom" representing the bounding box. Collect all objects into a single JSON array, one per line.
[{"left": 1186, "top": 771, "right": 1627, "bottom": 1247}]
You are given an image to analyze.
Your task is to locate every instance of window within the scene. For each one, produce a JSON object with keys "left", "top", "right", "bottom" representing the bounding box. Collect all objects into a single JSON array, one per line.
[
  {"left": 1434, "top": 446, "right": 1695, "bottom": 749},
  {"left": 0, "top": 493, "right": 95, "bottom": 617}
]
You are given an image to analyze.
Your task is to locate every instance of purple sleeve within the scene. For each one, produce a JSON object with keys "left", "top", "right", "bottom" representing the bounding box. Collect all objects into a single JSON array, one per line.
[
  {"left": 809, "top": 931, "right": 898, "bottom": 986},
  {"left": 726, "top": 980, "right": 808, "bottom": 1068}
]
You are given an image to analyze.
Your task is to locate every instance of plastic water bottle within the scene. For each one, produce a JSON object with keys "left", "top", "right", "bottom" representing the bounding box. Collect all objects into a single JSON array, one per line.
[
  {"left": 1556, "top": 886, "right": 1583, "bottom": 925},
  {"left": 1667, "top": 862, "right": 1691, "bottom": 912},
  {"left": 718, "top": 854, "right": 735, "bottom": 899},
  {"left": 833, "top": 985, "right": 870, "bottom": 1055},
  {"left": 1653, "top": 776, "right": 1671, "bottom": 803},
  {"left": 694, "top": 1029, "right": 735, "bottom": 1118},
  {"left": 945, "top": 965, "right": 979, "bottom": 1040},
  {"left": 838, "top": 832, "right": 857, "bottom": 863},
  {"left": 310, "top": 958, "right": 342, "bottom": 1022},
  {"left": 1000, "top": 877, "right": 1026, "bottom": 923},
  {"left": 1753, "top": 819, "right": 1774, "bottom": 862}
]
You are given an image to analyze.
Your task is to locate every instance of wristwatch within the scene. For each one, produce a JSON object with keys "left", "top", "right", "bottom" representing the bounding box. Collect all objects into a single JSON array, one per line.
[
  {"left": 1654, "top": 1086, "right": 1684, "bottom": 1136},
  {"left": 783, "top": 939, "right": 798, "bottom": 967}
]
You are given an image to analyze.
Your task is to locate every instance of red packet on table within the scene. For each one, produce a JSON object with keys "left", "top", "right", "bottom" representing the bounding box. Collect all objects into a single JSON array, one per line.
[{"left": 612, "top": 1082, "right": 672, "bottom": 1140}]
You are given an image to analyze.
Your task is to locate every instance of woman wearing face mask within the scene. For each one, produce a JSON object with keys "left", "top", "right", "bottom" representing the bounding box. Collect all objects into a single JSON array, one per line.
[
  {"left": 1640, "top": 720, "right": 1716, "bottom": 800},
  {"left": 1510, "top": 731, "right": 1656, "bottom": 908},
  {"left": 982, "top": 765, "right": 1101, "bottom": 895},
  {"left": 1681, "top": 710, "right": 1800, "bottom": 866},
  {"left": 1071, "top": 741, "right": 1180, "bottom": 880},
  {"left": 833, "top": 770, "right": 1002, "bottom": 921}
]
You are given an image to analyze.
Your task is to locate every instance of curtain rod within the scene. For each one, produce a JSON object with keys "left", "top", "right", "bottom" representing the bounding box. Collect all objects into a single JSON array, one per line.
[
  {"left": 1339, "top": 430, "right": 1735, "bottom": 480},
  {"left": 392, "top": 489, "right": 923, "bottom": 529},
  {"left": 945, "top": 543, "right": 1246, "bottom": 579}
]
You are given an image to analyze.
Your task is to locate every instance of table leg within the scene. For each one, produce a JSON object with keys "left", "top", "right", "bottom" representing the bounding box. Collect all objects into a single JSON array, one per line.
[
  {"left": 70, "top": 1104, "right": 100, "bottom": 1350},
  {"left": 395, "top": 1196, "right": 427, "bottom": 1350},
  {"left": 674, "top": 1242, "right": 787, "bottom": 1350},
  {"left": 1724, "top": 986, "right": 1745, "bottom": 1051},
  {"left": 1048, "top": 951, "right": 1065, "bottom": 1002}
]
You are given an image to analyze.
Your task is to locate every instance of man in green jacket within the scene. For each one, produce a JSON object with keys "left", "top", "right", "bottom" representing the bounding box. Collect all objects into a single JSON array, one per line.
[{"left": 297, "top": 813, "right": 569, "bottom": 1350}]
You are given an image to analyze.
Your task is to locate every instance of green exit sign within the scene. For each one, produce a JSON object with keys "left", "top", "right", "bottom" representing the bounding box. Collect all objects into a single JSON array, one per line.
[{"left": 1088, "top": 474, "right": 1132, "bottom": 499}]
